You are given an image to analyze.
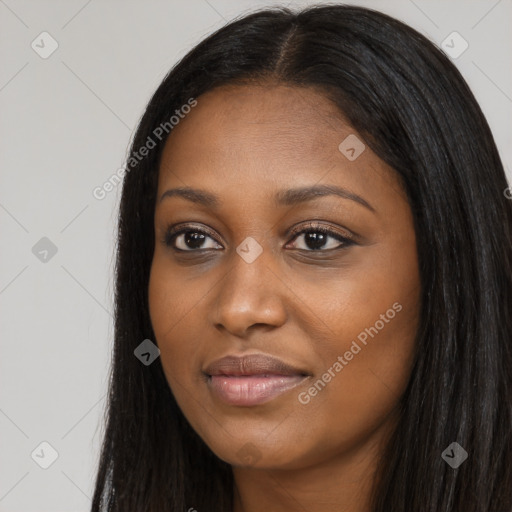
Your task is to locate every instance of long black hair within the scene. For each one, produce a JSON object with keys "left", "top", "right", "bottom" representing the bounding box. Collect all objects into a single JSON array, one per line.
[{"left": 91, "top": 4, "right": 512, "bottom": 511}]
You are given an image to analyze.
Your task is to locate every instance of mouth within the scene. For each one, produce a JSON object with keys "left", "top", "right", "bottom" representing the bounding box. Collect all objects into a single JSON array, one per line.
[{"left": 203, "top": 353, "right": 311, "bottom": 407}]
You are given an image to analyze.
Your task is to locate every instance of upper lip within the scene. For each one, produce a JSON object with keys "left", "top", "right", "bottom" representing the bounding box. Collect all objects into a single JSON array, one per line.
[{"left": 204, "top": 354, "right": 310, "bottom": 377}]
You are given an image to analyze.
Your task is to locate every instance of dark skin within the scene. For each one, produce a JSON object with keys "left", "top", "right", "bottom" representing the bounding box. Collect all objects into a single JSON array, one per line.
[{"left": 148, "top": 83, "right": 421, "bottom": 512}]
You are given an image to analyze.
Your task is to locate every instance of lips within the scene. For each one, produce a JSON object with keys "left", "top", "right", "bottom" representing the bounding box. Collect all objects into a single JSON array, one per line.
[{"left": 203, "top": 354, "right": 310, "bottom": 406}]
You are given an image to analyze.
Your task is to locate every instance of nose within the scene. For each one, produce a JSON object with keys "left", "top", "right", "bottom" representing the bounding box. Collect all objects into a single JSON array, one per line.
[{"left": 209, "top": 244, "right": 287, "bottom": 338}]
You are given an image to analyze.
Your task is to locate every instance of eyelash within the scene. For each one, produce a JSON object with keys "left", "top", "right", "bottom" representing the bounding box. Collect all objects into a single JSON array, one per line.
[{"left": 162, "top": 222, "right": 356, "bottom": 253}]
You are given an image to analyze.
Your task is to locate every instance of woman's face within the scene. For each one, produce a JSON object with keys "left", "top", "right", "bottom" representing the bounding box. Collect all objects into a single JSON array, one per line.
[{"left": 149, "top": 83, "right": 420, "bottom": 470}]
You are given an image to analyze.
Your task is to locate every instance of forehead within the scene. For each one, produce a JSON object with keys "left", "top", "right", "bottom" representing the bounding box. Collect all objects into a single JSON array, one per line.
[{"left": 157, "top": 83, "right": 402, "bottom": 206}]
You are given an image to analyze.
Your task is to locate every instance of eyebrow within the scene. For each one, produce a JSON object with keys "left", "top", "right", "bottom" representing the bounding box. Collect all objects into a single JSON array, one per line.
[{"left": 159, "top": 184, "right": 375, "bottom": 213}]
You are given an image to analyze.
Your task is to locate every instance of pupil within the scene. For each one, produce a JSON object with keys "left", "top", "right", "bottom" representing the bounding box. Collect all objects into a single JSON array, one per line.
[
  {"left": 306, "top": 232, "right": 326, "bottom": 250},
  {"left": 185, "top": 232, "right": 205, "bottom": 249}
]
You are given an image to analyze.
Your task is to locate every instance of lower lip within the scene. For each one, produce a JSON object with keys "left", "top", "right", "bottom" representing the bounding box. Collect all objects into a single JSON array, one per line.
[{"left": 207, "top": 374, "right": 308, "bottom": 406}]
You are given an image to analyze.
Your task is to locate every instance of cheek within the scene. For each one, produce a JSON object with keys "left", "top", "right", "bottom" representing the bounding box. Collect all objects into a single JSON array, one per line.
[
  {"left": 148, "top": 259, "right": 225, "bottom": 445},
  {"left": 311, "top": 241, "right": 419, "bottom": 353},
  {"left": 294, "top": 296, "right": 418, "bottom": 456},
  {"left": 148, "top": 258, "right": 199, "bottom": 375},
  {"left": 300, "top": 240, "right": 420, "bottom": 439}
]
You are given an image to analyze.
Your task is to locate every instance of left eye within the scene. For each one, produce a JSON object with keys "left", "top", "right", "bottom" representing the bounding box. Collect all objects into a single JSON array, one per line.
[{"left": 287, "top": 227, "right": 353, "bottom": 251}]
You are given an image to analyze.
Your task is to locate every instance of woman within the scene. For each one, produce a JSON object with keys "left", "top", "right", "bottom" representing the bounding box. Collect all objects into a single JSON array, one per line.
[{"left": 91, "top": 4, "right": 512, "bottom": 511}]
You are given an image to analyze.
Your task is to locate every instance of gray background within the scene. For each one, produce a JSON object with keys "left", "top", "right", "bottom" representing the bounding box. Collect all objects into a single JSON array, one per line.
[{"left": 1, "top": 0, "right": 511, "bottom": 510}]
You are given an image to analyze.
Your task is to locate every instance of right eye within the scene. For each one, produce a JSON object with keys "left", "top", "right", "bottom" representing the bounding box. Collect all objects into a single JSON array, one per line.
[{"left": 163, "top": 225, "right": 223, "bottom": 252}]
